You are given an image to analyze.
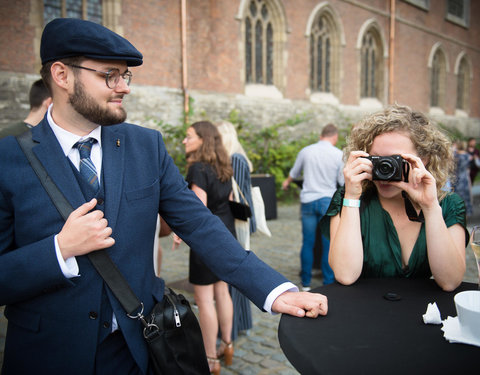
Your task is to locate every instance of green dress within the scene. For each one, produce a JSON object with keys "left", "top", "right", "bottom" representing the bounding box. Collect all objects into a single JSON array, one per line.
[{"left": 319, "top": 187, "right": 468, "bottom": 278}]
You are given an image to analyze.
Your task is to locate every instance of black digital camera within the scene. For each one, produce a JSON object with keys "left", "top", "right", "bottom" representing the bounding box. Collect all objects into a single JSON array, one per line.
[{"left": 365, "top": 155, "right": 409, "bottom": 182}]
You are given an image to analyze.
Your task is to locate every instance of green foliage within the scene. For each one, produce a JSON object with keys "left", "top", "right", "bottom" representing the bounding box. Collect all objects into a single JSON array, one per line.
[
  {"left": 153, "top": 97, "right": 196, "bottom": 176},
  {"left": 157, "top": 120, "right": 189, "bottom": 175},
  {"left": 437, "top": 121, "right": 467, "bottom": 142},
  {"left": 228, "top": 110, "right": 318, "bottom": 202}
]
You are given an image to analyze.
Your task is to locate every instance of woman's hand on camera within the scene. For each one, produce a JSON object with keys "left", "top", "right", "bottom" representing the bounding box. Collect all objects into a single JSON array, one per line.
[
  {"left": 397, "top": 153, "right": 438, "bottom": 210},
  {"left": 343, "top": 151, "right": 372, "bottom": 199}
]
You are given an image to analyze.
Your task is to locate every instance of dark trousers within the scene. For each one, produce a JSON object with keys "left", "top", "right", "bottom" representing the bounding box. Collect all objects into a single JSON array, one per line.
[{"left": 94, "top": 330, "right": 143, "bottom": 375}]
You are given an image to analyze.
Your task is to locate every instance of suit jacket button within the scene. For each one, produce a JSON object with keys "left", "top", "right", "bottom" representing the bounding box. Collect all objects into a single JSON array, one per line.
[
  {"left": 89, "top": 311, "right": 98, "bottom": 320},
  {"left": 97, "top": 198, "right": 104, "bottom": 205},
  {"left": 103, "top": 321, "right": 110, "bottom": 329}
]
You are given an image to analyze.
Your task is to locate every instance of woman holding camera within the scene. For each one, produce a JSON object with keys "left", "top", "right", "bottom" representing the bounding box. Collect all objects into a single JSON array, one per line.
[{"left": 320, "top": 105, "right": 467, "bottom": 291}]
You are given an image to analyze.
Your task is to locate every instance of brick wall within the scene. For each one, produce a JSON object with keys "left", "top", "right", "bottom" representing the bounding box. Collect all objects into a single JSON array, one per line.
[{"left": 0, "top": 0, "right": 478, "bottom": 131}]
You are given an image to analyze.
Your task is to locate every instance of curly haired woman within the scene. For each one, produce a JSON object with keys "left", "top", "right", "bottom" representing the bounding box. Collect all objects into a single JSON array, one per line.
[{"left": 320, "top": 105, "right": 468, "bottom": 291}]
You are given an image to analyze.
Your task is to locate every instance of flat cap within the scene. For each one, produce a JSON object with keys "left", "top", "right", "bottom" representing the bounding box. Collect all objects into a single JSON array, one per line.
[{"left": 41, "top": 18, "right": 143, "bottom": 66}]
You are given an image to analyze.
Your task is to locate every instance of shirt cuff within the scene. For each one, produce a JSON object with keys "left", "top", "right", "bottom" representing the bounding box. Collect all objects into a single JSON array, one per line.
[
  {"left": 54, "top": 235, "right": 79, "bottom": 278},
  {"left": 263, "top": 282, "right": 299, "bottom": 314}
]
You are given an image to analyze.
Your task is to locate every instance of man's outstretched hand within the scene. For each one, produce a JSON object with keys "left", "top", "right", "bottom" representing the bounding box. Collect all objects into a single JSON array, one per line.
[{"left": 272, "top": 291, "right": 328, "bottom": 318}]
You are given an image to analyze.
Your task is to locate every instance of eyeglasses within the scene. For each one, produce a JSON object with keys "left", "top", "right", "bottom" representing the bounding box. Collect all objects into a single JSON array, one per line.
[{"left": 65, "top": 64, "right": 132, "bottom": 89}]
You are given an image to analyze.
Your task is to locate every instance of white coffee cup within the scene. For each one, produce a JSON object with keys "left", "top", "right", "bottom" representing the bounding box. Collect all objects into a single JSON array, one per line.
[{"left": 454, "top": 290, "right": 480, "bottom": 339}]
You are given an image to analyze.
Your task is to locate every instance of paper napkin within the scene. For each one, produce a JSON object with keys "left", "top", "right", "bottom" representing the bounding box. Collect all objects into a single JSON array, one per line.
[{"left": 422, "top": 302, "right": 442, "bottom": 324}]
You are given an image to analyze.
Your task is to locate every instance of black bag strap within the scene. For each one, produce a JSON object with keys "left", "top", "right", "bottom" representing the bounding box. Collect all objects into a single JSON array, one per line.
[{"left": 16, "top": 130, "right": 144, "bottom": 318}]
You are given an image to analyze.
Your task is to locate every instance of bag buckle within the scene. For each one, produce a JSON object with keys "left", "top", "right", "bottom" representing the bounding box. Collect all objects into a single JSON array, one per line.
[
  {"left": 143, "top": 321, "right": 160, "bottom": 339},
  {"left": 127, "top": 302, "right": 144, "bottom": 320}
]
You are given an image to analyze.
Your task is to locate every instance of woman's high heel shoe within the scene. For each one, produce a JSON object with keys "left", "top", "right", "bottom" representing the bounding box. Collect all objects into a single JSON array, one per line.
[
  {"left": 208, "top": 357, "right": 221, "bottom": 375},
  {"left": 218, "top": 339, "right": 234, "bottom": 366}
]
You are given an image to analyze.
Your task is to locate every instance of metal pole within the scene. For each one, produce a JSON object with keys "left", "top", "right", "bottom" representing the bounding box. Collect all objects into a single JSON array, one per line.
[
  {"left": 181, "top": 0, "right": 189, "bottom": 122},
  {"left": 389, "top": 0, "right": 396, "bottom": 104}
]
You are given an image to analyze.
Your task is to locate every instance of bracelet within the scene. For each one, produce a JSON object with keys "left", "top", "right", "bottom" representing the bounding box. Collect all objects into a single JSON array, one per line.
[{"left": 343, "top": 198, "right": 360, "bottom": 208}]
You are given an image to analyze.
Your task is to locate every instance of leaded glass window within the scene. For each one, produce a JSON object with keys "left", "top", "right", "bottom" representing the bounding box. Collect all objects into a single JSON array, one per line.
[
  {"left": 448, "top": 0, "right": 464, "bottom": 18},
  {"left": 87, "top": 0, "right": 102, "bottom": 24},
  {"left": 43, "top": 0, "right": 103, "bottom": 25},
  {"left": 431, "top": 53, "right": 440, "bottom": 106},
  {"left": 245, "top": 0, "right": 274, "bottom": 85},
  {"left": 446, "top": 0, "right": 469, "bottom": 27},
  {"left": 360, "top": 31, "right": 378, "bottom": 98},
  {"left": 456, "top": 58, "right": 470, "bottom": 110},
  {"left": 44, "top": 0, "right": 62, "bottom": 25},
  {"left": 66, "top": 0, "right": 82, "bottom": 19},
  {"left": 430, "top": 50, "right": 446, "bottom": 107},
  {"left": 310, "top": 15, "right": 332, "bottom": 92}
]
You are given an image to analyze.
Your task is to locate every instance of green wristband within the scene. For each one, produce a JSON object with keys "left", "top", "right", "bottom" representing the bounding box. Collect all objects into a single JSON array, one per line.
[{"left": 343, "top": 198, "right": 360, "bottom": 208}]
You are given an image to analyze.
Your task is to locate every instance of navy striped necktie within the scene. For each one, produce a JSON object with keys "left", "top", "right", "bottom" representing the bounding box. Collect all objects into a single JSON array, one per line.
[{"left": 75, "top": 138, "right": 99, "bottom": 191}]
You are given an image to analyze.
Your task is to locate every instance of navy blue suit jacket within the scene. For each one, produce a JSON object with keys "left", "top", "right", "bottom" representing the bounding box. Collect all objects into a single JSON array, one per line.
[{"left": 0, "top": 118, "right": 288, "bottom": 374}]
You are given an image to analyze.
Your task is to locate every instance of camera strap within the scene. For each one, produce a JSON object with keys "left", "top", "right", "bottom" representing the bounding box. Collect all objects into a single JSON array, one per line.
[
  {"left": 402, "top": 191, "right": 424, "bottom": 223},
  {"left": 402, "top": 161, "right": 410, "bottom": 183}
]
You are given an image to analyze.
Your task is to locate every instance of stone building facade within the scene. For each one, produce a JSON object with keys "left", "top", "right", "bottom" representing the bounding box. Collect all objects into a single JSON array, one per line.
[{"left": 0, "top": 0, "right": 479, "bottom": 137}]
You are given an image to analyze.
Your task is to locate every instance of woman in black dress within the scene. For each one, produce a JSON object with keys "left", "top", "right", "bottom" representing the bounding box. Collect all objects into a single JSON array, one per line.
[{"left": 176, "top": 121, "right": 235, "bottom": 374}]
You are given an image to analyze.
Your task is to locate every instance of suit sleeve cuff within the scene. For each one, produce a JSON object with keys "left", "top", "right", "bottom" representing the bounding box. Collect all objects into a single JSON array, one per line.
[
  {"left": 263, "top": 282, "right": 299, "bottom": 314},
  {"left": 54, "top": 235, "right": 79, "bottom": 278}
]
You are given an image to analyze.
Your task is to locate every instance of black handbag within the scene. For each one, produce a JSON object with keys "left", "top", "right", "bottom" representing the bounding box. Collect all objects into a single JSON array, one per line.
[
  {"left": 144, "top": 288, "right": 208, "bottom": 374},
  {"left": 229, "top": 200, "right": 252, "bottom": 221},
  {"left": 229, "top": 177, "right": 252, "bottom": 221},
  {"left": 17, "top": 131, "right": 209, "bottom": 375}
]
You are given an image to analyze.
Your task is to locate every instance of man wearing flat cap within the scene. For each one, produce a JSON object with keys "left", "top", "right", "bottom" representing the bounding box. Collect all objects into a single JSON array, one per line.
[{"left": 0, "top": 18, "right": 328, "bottom": 375}]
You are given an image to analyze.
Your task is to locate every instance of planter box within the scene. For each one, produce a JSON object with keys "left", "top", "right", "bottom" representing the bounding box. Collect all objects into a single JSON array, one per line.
[{"left": 251, "top": 174, "right": 277, "bottom": 220}]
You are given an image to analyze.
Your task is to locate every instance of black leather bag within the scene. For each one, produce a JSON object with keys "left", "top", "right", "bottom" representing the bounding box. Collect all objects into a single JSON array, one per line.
[
  {"left": 229, "top": 200, "right": 252, "bottom": 221},
  {"left": 229, "top": 177, "right": 252, "bottom": 221},
  {"left": 143, "top": 288, "right": 209, "bottom": 374},
  {"left": 16, "top": 131, "right": 209, "bottom": 375}
]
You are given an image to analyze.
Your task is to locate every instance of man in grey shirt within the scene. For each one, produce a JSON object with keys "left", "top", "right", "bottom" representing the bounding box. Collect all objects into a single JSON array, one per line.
[
  {"left": 282, "top": 124, "right": 344, "bottom": 290},
  {"left": 0, "top": 79, "right": 52, "bottom": 139}
]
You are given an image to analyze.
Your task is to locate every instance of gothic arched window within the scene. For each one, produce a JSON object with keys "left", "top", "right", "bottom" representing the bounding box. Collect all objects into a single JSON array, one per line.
[
  {"left": 310, "top": 15, "right": 332, "bottom": 92},
  {"left": 245, "top": 0, "right": 274, "bottom": 85},
  {"left": 430, "top": 49, "right": 446, "bottom": 108},
  {"left": 360, "top": 30, "right": 382, "bottom": 99},
  {"left": 456, "top": 57, "right": 470, "bottom": 111}
]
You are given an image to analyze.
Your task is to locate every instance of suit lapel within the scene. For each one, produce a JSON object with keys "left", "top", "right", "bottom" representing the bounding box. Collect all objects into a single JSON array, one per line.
[
  {"left": 31, "top": 120, "right": 86, "bottom": 211},
  {"left": 30, "top": 120, "right": 125, "bottom": 231},
  {"left": 101, "top": 127, "right": 125, "bottom": 231}
]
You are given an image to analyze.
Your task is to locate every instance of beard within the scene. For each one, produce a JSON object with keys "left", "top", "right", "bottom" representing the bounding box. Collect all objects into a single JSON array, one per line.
[{"left": 69, "top": 80, "right": 127, "bottom": 126}]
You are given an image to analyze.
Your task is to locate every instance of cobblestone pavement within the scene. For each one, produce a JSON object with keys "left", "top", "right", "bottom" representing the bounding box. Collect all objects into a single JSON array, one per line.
[{"left": 1, "top": 203, "right": 479, "bottom": 373}]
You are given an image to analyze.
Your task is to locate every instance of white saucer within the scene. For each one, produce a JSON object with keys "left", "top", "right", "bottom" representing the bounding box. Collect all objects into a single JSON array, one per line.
[{"left": 441, "top": 316, "right": 480, "bottom": 347}]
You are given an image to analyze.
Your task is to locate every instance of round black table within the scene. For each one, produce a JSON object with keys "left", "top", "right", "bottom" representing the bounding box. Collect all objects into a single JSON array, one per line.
[{"left": 278, "top": 278, "right": 478, "bottom": 375}]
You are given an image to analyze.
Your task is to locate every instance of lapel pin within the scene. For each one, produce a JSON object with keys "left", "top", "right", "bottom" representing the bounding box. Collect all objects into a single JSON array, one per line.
[{"left": 116, "top": 139, "right": 120, "bottom": 147}]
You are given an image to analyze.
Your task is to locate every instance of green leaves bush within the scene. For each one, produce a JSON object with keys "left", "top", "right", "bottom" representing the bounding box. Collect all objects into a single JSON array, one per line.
[{"left": 227, "top": 110, "right": 318, "bottom": 202}]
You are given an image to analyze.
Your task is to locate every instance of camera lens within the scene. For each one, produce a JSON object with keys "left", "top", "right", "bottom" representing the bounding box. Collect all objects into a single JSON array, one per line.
[
  {"left": 376, "top": 159, "right": 396, "bottom": 179},
  {"left": 378, "top": 160, "right": 394, "bottom": 175}
]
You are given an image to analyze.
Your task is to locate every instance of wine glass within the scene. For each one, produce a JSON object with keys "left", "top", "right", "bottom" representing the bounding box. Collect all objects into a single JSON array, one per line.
[{"left": 469, "top": 226, "right": 480, "bottom": 289}]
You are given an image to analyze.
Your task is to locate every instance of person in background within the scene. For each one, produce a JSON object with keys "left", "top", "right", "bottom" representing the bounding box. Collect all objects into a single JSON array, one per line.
[
  {"left": 153, "top": 215, "right": 172, "bottom": 276},
  {"left": 453, "top": 140, "right": 473, "bottom": 217},
  {"left": 321, "top": 105, "right": 467, "bottom": 292},
  {"left": 282, "top": 124, "right": 344, "bottom": 290},
  {"left": 173, "top": 121, "right": 235, "bottom": 374},
  {"left": 467, "top": 137, "right": 480, "bottom": 186},
  {"left": 0, "top": 18, "right": 328, "bottom": 375},
  {"left": 0, "top": 79, "right": 52, "bottom": 138},
  {"left": 216, "top": 120, "right": 254, "bottom": 342}
]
